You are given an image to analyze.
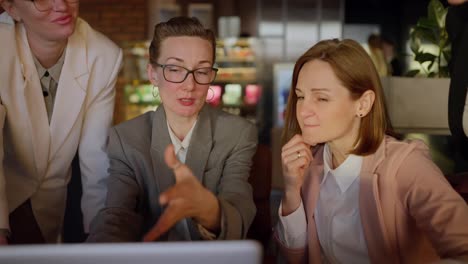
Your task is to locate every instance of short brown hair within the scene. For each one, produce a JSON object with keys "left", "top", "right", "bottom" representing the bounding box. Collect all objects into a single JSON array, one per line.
[
  {"left": 149, "top": 17, "right": 216, "bottom": 66},
  {"left": 282, "top": 39, "right": 394, "bottom": 155}
]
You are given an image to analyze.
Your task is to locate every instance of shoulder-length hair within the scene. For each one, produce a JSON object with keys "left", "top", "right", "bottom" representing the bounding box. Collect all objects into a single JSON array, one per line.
[{"left": 282, "top": 39, "right": 394, "bottom": 155}]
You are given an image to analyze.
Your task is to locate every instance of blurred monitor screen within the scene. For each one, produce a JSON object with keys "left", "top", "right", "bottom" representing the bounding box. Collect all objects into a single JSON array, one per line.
[{"left": 0, "top": 240, "right": 262, "bottom": 264}]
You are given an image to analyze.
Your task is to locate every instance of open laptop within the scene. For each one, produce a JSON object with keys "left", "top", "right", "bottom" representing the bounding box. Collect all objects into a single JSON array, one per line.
[{"left": 0, "top": 240, "right": 262, "bottom": 264}]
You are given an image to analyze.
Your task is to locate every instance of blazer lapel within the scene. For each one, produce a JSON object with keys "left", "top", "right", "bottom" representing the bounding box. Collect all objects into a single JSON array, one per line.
[
  {"left": 359, "top": 139, "right": 398, "bottom": 263},
  {"left": 49, "top": 28, "right": 87, "bottom": 158},
  {"left": 359, "top": 171, "right": 391, "bottom": 262},
  {"left": 16, "top": 24, "right": 50, "bottom": 177},
  {"left": 150, "top": 106, "right": 173, "bottom": 194},
  {"left": 185, "top": 106, "right": 213, "bottom": 183},
  {"left": 303, "top": 146, "right": 324, "bottom": 263}
]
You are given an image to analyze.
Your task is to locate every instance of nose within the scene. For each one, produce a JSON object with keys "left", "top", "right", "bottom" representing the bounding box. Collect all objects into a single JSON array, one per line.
[
  {"left": 52, "top": 0, "right": 69, "bottom": 11},
  {"left": 297, "top": 98, "right": 315, "bottom": 119},
  {"left": 182, "top": 72, "right": 196, "bottom": 91}
]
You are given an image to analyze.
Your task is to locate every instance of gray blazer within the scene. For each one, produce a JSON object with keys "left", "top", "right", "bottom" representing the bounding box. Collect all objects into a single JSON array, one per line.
[{"left": 87, "top": 104, "right": 257, "bottom": 242}]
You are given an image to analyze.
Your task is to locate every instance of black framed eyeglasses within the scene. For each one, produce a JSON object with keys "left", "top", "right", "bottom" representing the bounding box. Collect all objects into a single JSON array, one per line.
[
  {"left": 155, "top": 63, "right": 218, "bottom": 85},
  {"left": 27, "top": 0, "right": 79, "bottom": 12}
]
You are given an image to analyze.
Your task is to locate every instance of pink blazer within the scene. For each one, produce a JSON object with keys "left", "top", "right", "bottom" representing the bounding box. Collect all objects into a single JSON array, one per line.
[{"left": 278, "top": 136, "right": 468, "bottom": 263}]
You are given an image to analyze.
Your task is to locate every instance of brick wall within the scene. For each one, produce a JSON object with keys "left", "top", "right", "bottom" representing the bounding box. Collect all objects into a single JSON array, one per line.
[
  {"left": 79, "top": 0, "right": 149, "bottom": 124},
  {"left": 80, "top": 0, "right": 148, "bottom": 45}
]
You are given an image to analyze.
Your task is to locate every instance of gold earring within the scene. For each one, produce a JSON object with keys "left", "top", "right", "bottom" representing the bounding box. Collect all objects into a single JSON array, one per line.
[{"left": 152, "top": 86, "right": 159, "bottom": 99}]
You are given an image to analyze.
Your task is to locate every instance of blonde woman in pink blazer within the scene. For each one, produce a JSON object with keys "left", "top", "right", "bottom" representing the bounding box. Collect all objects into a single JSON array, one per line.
[{"left": 276, "top": 39, "right": 468, "bottom": 264}]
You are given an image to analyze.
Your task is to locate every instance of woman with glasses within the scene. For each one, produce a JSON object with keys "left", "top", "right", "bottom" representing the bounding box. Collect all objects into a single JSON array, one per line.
[
  {"left": 87, "top": 17, "right": 257, "bottom": 242},
  {"left": 0, "top": 0, "right": 122, "bottom": 244}
]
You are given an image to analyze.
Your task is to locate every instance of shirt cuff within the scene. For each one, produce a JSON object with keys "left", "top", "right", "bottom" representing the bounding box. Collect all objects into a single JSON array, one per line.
[
  {"left": 197, "top": 223, "right": 216, "bottom": 240},
  {"left": 196, "top": 212, "right": 224, "bottom": 240},
  {"left": 276, "top": 200, "right": 307, "bottom": 248}
]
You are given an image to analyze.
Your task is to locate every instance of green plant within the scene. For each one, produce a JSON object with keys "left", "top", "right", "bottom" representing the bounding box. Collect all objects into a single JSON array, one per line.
[{"left": 407, "top": 0, "right": 450, "bottom": 78}]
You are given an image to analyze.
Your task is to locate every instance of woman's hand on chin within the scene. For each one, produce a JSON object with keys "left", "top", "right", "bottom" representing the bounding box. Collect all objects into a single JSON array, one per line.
[{"left": 280, "top": 134, "right": 312, "bottom": 216}]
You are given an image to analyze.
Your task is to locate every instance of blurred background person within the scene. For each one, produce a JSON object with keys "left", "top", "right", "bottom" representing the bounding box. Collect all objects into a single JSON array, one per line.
[
  {"left": 367, "top": 34, "right": 389, "bottom": 77},
  {"left": 382, "top": 36, "right": 403, "bottom": 76}
]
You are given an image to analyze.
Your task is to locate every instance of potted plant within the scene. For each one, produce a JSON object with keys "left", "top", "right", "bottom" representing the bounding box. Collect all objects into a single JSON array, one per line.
[
  {"left": 381, "top": 0, "right": 451, "bottom": 134},
  {"left": 407, "top": 0, "right": 450, "bottom": 78}
]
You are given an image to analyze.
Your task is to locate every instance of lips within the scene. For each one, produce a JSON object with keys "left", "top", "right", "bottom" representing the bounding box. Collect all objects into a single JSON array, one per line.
[
  {"left": 52, "top": 15, "right": 72, "bottom": 25},
  {"left": 303, "top": 120, "right": 319, "bottom": 127},
  {"left": 178, "top": 98, "right": 195, "bottom": 106}
]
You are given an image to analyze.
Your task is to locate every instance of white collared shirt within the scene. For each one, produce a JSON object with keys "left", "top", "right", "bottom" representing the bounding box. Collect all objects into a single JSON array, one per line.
[
  {"left": 166, "top": 119, "right": 217, "bottom": 240},
  {"left": 166, "top": 119, "right": 197, "bottom": 241},
  {"left": 277, "top": 144, "right": 370, "bottom": 264},
  {"left": 167, "top": 119, "right": 197, "bottom": 164}
]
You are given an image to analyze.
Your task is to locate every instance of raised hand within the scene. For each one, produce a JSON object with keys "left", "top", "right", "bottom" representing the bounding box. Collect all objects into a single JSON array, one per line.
[
  {"left": 281, "top": 134, "right": 312, "bottom": 216},
  {"left": 143, "top": 144, "right": 220, "bottom": 242}
]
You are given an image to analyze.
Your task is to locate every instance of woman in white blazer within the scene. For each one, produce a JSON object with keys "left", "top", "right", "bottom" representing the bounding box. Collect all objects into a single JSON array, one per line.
[{"left": 0, "top": 0, "right": 122, "bottom": 244}]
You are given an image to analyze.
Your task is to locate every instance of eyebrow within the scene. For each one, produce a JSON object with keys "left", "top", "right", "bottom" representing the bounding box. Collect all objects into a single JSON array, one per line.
[
  {"left": 165, "top": 57, "right": 183, "bottom": 63},
  {"left": 165, "top": 57, "right": 212, "bottom": 65},
  {"left": 295, "top": 87, "right": 330, "bottom": 92}
]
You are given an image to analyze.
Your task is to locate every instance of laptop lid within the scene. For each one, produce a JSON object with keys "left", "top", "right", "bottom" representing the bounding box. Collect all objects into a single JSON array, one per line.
[{"left": 0, "top": 240, "right": 262, "bottom": 264}]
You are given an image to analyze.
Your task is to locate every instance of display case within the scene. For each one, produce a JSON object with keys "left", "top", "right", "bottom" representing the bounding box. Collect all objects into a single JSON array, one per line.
[
  {"left": 119, "top": 41, "right": 156, "bottom": 120},
  {"left": 211, "top": 37, "right": 262, "bottom": 123},
  {"left": 120, "top": 38, "right": 262, "bottom": 123}
]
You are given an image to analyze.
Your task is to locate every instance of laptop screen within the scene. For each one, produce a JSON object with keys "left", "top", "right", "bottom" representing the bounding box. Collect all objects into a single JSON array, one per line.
[{"left": 0, "top": 240, "right": 262, "bottom": 264}]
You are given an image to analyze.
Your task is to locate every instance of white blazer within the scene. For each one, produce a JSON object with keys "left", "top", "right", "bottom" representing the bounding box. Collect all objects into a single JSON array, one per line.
[{"left": 0, "top": 13, "right": 122, "bottom": 242}]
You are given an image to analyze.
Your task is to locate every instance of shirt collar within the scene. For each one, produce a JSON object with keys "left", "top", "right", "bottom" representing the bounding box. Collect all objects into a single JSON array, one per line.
[
  {"left": 167, "top": 119, "right": 198, "bottom": 158},
  {"left": 32, "top": 55, "right": 47, "bottom": 80},
  {"left": 322, "top": 143, "right": 363, "bottom": 193},
  {"left": 32, "top": 48, "right": 66, "bottom": 82}
]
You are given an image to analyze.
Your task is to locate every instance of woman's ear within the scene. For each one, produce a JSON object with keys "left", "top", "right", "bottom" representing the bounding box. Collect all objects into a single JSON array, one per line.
[
  {"left": 2, "top": 1, "right": 22, "bottom": 22},
  {"left": 356, "top": 90, "right": 375, "bottom": 117},
  {"left": 147, "top": 64, "right": 158, "bottom": 86}
]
